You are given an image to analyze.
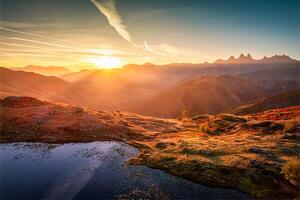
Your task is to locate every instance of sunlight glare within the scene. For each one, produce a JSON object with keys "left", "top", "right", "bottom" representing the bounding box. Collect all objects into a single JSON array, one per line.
[{"left": 88, "top": 56, "right": 122, "bottom": 69}]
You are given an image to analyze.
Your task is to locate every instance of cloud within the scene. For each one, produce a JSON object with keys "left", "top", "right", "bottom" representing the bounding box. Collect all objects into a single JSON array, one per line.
[
  {"left": 11, "top": 37, "right": 80, "bottom": 50},
  {"left": 159, "top": 43, "right": 180, "bottom": 55},
  {"left": 0, "top": 42, "right": 41, "bottom": 49},
  {"left": 144, "top": 42, "right": 166, "bottom": 56},
  {"left": 0, "top": 27, "right": 70, "bottom": 43},
  {"left": 91, "top": 0, "right": 169, "bottom": 56},
  {"left": 90, "top": 0, "right": 133, "bottom": 44}
]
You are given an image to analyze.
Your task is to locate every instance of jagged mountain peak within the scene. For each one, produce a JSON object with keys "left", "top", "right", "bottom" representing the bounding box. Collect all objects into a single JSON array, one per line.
[
  {"left": 239, "top": 53, "right": 246, "bottom": 59},
  {"left": 214, "top": 53, "right": 298, "bottom": 64}
]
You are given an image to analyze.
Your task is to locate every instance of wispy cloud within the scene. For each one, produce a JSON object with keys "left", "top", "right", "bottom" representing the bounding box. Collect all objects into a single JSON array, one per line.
[
  {"left": 90, "top": 0, "right": 133, "bottom": 44},
  {"left": 10, "top": 37, "right": 81, "bottom": 50},
  {"left": 0, "top": 42, "right": 41, "bottom": 49},
  {"left": 90, "top": 0, "right": 170, "bottom": 56},
  {"left": 0, "top": 27, "right": 70, "bottom": 43},
  {"left": 159, "top": 43, "right": 180, "bottom": 55},
  {"left": 144, "top": 42, "right": 166, "bottom": 56}
]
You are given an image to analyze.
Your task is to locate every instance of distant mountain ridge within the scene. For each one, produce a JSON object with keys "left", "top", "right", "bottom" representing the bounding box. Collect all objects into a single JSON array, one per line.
[
  {"left": 1, "top": 52, "right": 299, "bottom": 117},
  {"left": 0, "top": 67, "right": 113, "bottom": 109},
  {"left": 214, "top": 54, "right": 299, "bottom": 64},
  {"left": 12, "top": 65, "right": 72, "bottom": 76}
]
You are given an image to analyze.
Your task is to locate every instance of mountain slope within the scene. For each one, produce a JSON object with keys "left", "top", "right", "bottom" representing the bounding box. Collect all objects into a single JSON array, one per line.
[
  {"left": 12, "top": 65, "right": 71, "bottom": 76},
  {"left": 0, "top": 67, "right": 112, "bottom": 109},
  {"left": 240, "top": 65, "right": 300, "bottom": 83},
  {"left": 138, "top": 75, "right": 299, "bottom": 117},
  {"left": 0, "top": 96, "right": 181, "bottom": 142},
  {"left": 231, "top": 88, "right": 300, "bottom": 115},
  {"left": 60, "top": 59, "right": 300, "bottom": 111}
]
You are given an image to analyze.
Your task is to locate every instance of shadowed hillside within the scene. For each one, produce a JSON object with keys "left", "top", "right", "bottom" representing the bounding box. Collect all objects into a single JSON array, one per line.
[
  {"left": 240, "top": 65, "right": 300, "bottom": 83},
  {"left": 0, "top": 67, "right": 113, "bottom": 109},
  {"left": 2, "top": 57, "right": 300, "bottom": 114},
  {"left": 138, "top": 75, "right": 299, "bottom": 118},
  {"left": 231, "top": 88, "right": 300, "bottom": 115},
  {"left": 12, "top": 65, "right": 71, "bottom": 76},
  {"left": 59, "top": 59, "right": 300, "bottom": 112}
]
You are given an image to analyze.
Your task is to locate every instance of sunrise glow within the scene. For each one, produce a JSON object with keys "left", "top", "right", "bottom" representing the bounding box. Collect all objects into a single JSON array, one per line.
[{"left": 88, "top": 56, "right": 122, "bottom": 69}]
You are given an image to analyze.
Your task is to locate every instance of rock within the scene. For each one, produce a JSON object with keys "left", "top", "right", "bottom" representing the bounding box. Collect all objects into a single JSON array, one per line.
[
  {"left": 249, "top": 147, "right": 263, "bottom": 154},
  {"left": 200, "top": 150, "right": 212, "bottom": 155},
  {"left": 74, "top": 107, "right": 84, "bottom": 113},
  {"left": 218, "top": 114, "right": 247, "bottom": 123},
  {"left": 282, "top": 134, "right": 300, "bottom": 140},
  {"left": 155, "top": 142, "right": 167, "bottom": 149},
  {"left": 250, "top": 160, "right": 264, "bottom": 169},
  {"left": 0, "top": 96, "right": 47, "bottom": 108}
]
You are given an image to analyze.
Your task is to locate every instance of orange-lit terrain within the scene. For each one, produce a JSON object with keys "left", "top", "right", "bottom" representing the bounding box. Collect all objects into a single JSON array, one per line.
[
  {"left": 1, "top": 0, "right": 300, "bottom": 199},
  {"left": 1, "top": 96, "right": 299, "bottom": 198}
]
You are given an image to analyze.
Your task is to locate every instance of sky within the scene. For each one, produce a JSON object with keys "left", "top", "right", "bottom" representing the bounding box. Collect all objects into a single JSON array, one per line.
[{"left": 0, "top": 0, "right": 299, "bottom": 70}]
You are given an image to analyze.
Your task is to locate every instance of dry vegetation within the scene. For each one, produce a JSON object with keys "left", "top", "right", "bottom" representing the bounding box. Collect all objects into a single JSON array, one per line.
[
  {"left": 1, "top": 96, "right": 300, "bottom": 198},
  {"left": 282, "top": 158, "right": 300, "bottom": 186}
]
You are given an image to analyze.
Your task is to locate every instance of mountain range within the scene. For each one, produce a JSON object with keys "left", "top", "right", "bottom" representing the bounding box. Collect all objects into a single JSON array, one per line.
[
  {"left": 1, "top": 54, "right": 299, "bottom": 117},
  {"left": 12, "top": 65, "right": 71, "bottom": 76},
  {"left": 0, "top": 67, "right": 113, "bottom": 109},
  {"left": 214, "top": 54, "right": 299, "bottom": 64}
]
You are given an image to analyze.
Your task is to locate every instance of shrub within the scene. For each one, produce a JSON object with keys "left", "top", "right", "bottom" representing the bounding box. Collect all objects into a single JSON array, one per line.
[
  {"left": 199, "top": 123, "right": 209, "bottom": 133},
  {"left": 179, "top": 140, "right": 189, "bottom": 148},
  {"left": 283, "top": 120, "right": 297, "bottom": 133},
  {"left": 282, "top": 158, "right": 300, "bottom": 186},
  {"left": 181, "top": 110, "right": 189, "bottom": 119}
]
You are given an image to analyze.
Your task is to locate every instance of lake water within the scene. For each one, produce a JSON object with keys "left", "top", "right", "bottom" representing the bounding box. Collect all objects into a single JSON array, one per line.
[{"left": 0, "top": 142, "right": 249, "bottom": 199}]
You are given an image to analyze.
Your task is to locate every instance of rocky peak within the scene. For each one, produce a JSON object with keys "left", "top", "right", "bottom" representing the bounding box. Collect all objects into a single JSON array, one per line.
[
  {"left": 246, "top": 53, "right": 253, "bottom": 59},
  {"left": 239, "top": 53, "right": 246, "bottom": 59},
  {"left": 214, "top": 53, "right": 299, "bottom": 64}
]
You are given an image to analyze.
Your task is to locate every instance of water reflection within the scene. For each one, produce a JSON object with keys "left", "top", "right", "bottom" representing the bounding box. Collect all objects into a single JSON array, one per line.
[{"left": 0, "top": 142, "right": 249, "bottom": 199}]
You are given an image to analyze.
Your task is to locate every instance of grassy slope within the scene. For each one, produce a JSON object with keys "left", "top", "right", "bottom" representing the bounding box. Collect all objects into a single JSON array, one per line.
[{"left": 231, "top": 88, "right": 300, "bottom": 115}]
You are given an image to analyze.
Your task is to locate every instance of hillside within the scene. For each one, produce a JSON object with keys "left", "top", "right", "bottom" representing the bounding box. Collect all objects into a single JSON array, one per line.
[
  {"left": 138, "top": 75, "right": 299, "bottom": 118},
  {"left": 60, "top": 58, "right": 300, "bottom": 111},
  {"left": 0, "top": 96, "right": 299, "bottom": 198},
  {"left": 231, "top": 88, "right": 300, "bottom": 115},
  {"left": 0, "top": 96, "right": 181, "bottom": 142},
  {"left": 240, "top": 65, "right": 300, "bottom": 83},
  {"left": 0, "top": 67, "right": 113, "bottom": 109},
  {"left": 12, "top": 65, "right": 72, "bottom": 76},
  {"left": 1, "top": 65, "right": 299, "bottom": 116}
]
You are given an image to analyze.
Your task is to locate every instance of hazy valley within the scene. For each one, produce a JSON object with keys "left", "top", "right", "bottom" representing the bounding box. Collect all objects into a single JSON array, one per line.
[{"left": 2, "top": 54, "right": 300, "bottom": 117}]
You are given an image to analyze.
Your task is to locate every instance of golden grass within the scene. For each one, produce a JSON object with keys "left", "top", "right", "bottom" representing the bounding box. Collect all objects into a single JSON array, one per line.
[
  {"left": 282, "top": 158, "right": 300, "bottom": 186},
  {"left": 283, "top": 119, "right": 297, "bottom": 133}
]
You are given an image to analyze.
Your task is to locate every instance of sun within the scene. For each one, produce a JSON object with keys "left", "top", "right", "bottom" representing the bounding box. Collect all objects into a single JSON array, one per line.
[{"left": 88, "top": 56, "right": 122, "bottom": 69}]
